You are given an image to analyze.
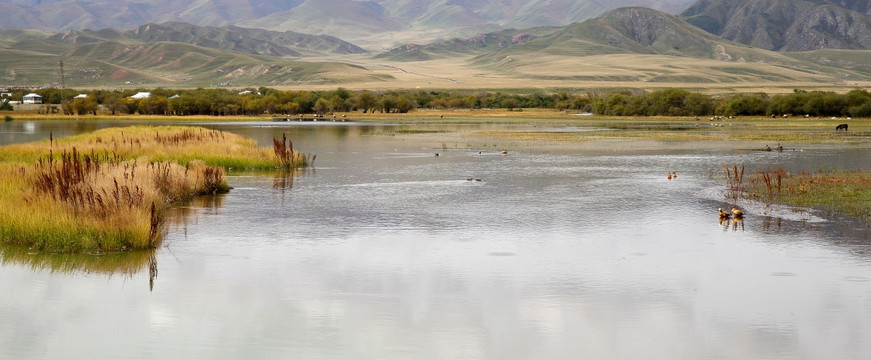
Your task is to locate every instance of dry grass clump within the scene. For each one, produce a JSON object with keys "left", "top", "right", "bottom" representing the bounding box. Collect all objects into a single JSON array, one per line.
[{"left": 0, "top": 126, "right": 311, "bottom": 253}]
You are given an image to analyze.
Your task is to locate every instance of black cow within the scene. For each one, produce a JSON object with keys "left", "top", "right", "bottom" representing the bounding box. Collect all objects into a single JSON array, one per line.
[{"left": 836, "top": 123, "right": 848, "bottom": 131}]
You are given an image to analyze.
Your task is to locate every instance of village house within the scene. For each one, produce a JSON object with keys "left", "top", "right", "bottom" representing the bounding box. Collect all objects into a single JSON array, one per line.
[{"left": 22, "top": 93, "right": 43, "bottom": 104}]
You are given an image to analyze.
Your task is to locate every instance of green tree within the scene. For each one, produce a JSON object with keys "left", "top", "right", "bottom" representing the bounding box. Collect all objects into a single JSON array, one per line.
[
  {"left": 70, "top": 97, "right": 98, "bottom": 115},
  {"left": 139, "top": 96, "right": 168, "bottom": 115},
  {"left": 102, "top": 93, "right": 126, "bottom": 115},
  {"left": 395, "top": 95, "right": 416, "bottom": 113},
  {"left": 501, "top": 98, "right": 519, "bottom": 111},
  {"left": 725, "top": 94, "right": 768, "bottom": 116},
  {"left": 313, "top": 98, "right": 332, "bottom": 115}
]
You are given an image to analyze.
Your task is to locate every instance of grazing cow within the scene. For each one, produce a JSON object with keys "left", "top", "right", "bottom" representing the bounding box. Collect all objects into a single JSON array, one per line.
[{"left": 836, "top": 123, "right": 848, "bottom": 131}]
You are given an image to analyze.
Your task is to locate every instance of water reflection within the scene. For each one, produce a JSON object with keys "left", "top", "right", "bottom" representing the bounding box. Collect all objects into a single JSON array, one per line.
[
  {"left": 720, "top": 216, "right": 745, "bottom": 231},
  {"left": 272, "top": 168, "right": 310, "bottom": 191},
  {"left": 762, "top": 216, "right": 782, "bottom": 231},
  {"left": 0, "top": 194, "right": 228, "bottom": 291},
  {"left": 164, "top": 194, "right": 228, "bottom": 239},
  {"left": 3, "top": 121, "right": 871, "bottom": 359},
  {"left": 0, "top": 246, "right": 158, "bottom": 289}
]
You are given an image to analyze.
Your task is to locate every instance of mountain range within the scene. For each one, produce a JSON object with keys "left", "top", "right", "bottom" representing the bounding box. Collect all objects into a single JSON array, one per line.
[
  {"left": 0, "top": 1, "right": 869, "bottom": 89},
  {"left": 0, "top": 0, "right": 695, "bottom": 47}
]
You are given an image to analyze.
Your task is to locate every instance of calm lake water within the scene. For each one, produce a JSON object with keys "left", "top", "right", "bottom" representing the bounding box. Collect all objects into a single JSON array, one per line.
[{"left": 1, "top": 120, "right": 870, "bottom": 359}]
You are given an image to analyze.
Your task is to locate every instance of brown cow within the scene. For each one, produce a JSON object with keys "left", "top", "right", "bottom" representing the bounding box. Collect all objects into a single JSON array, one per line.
[{"left": 836, "top": 123, "right": 848, "bottom": 131}]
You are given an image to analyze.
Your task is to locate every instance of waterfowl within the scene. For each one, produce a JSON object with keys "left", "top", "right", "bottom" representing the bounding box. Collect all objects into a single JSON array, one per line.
[
  {"left": 672, "top": 172, "right": 677, "bottom": 179},
  {"left": 718, "top": 208, "right": 731, "bottom": 218},
  {"left": 502, "top": 149, "right": 508, "bottom": 155},
  {"left": 731, "top": 208, "right": 744, "bottom": 217},
  {"left": 668, "top": 173, "right": 673, "bottom": 180}
]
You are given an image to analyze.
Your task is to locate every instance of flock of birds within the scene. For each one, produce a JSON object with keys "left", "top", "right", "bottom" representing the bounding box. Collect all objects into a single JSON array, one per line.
[{"left": 718, "top": 207, "right": 744, "bottom": 219}]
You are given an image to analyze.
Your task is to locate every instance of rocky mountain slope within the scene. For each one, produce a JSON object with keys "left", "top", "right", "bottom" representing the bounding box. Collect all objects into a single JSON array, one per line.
[{"left": 680, "top": 0, "right": 871, "bottom": 51}]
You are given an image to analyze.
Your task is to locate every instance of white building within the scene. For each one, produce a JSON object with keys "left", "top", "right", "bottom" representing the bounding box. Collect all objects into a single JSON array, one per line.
[
  {"left": 130, "top": 92, "right": 151, "bottom": 99},
  {"left": 74, "top": 94, "right": 88, "bottom": 99},
  {"left": 23, "top": 93, "right": 43, "bottom": 104}
]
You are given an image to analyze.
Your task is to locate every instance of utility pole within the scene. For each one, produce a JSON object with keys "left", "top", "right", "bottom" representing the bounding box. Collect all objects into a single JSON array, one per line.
[{"left": 59, "top": 56, "right": 65, "bottom": 114}]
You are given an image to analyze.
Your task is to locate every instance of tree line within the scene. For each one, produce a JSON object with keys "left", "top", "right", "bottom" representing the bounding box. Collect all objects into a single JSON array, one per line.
[{"left": 4, "top": 87, "right": 870, "bottom": 117}]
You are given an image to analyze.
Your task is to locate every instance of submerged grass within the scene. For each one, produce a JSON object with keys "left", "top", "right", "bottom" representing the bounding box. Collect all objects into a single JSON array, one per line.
[
  {"left": 744, "top": 168, "right": 871, "bottom": 221},
  {"left": 0, "top": 126, "right": 312, "bottom": 253}
]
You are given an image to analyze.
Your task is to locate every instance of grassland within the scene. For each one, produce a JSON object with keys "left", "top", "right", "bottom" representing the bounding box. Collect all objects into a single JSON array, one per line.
[{"left": 0, "top": 126, "right": 312, "bottom": 253}]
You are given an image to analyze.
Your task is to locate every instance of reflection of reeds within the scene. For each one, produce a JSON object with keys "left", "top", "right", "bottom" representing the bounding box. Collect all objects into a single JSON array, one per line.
[
  {"left": 273, "top": 169, "right": 296, "bottom": 190},
  {"left": 0, "top": 245, "right": 153, "bottom": 277},
  {"left": 0, "top": 245, "right": 160, "bottom": 291}
]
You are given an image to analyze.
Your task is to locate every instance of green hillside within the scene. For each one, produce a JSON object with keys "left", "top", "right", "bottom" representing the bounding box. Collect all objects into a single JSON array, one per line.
[
  {"left": 375, "top": 26, "right": 559, "bottom": 61},
  {"left": 0, "top": 39, "right": 389, "bottom": 87}
]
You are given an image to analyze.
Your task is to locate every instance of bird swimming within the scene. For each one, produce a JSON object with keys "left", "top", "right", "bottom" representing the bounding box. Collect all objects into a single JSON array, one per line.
[
  {"left": 718, "top": 208, "right": 731, "bottom": 218},
  {"left": 731, "top": 208, "right": 744, "bottom": 217}
]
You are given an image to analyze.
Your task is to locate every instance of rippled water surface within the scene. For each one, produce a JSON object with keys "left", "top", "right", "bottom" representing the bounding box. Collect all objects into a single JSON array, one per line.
[{"left": 2, "top": 120, "right": 870, "bottom": 359}]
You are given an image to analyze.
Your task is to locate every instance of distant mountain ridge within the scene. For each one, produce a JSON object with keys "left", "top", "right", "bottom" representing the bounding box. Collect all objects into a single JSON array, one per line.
[
  {"left": 383, "top": 7, "right": 756, "bottom": 61},
  {"left": 382, "top": 7, "right": 871, "bottom": 84},
  {"left": 39, "top": 22, "right": 366, "bottom": 57},
  {"left": 680, "top": 0, "right": 871, "bottom": 51},
  {"left": 0, "top": 0, "right": 695, "bottom": 47}
]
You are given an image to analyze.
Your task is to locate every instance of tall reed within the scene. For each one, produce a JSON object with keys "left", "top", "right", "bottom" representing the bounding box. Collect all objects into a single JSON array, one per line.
[
  {"left": 273, "top": 134, "right": 315, "bottom": 169},
  {"left": 756, "top": 168, "right": 786, "bottom": 200},
  {"left": 723, "top": 164, "right": 744, "bottom": 199}
]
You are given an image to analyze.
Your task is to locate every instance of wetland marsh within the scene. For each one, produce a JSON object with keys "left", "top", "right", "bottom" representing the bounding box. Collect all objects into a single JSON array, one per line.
[{"left": 1, "top": 117, "right": 870, "bottom": 359}]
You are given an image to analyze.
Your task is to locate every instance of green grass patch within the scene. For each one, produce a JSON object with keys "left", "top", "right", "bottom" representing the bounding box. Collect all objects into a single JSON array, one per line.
[{"left": 744, "top": 168, "right": 871, "bottom": 221}]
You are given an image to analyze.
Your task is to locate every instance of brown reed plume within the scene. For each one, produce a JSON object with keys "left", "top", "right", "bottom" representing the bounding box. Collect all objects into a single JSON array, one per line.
[
  {"left": 723, "top": 164, "right": 744, "bottom": 199},
  {"left": 154, "top": 128, "right": 225, "bottom": 146},
  {"left": 758, "top": 168, "right": 787, "bottom": 200},
  {"left": 273, "top": 134, "right": 315, "bottom": 169}
]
